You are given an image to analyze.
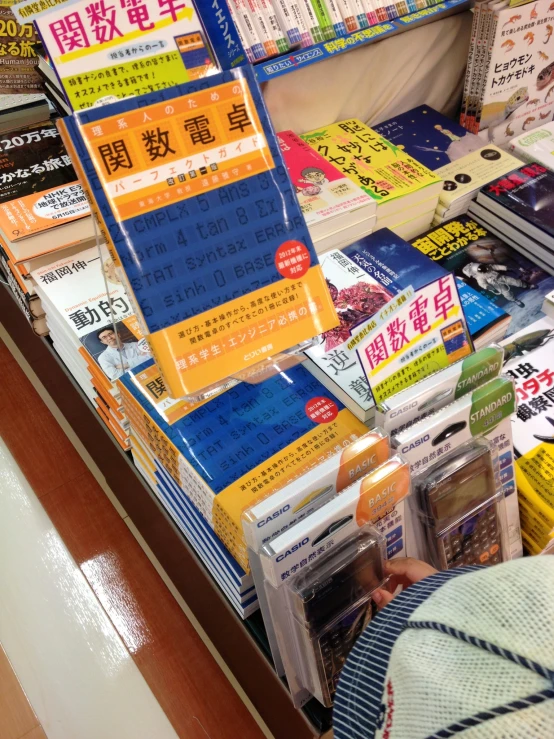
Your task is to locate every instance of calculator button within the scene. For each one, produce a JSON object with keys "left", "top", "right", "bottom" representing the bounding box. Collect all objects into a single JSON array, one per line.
[
  {"left": 490, "top": 543, "right": 500, "bottom": 556},
  {"left": 479, "top": 551, "right": 490, "bottom": 563}
]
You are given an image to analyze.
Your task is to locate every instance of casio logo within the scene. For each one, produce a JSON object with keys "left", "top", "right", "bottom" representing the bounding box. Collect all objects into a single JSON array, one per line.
[
  {"left": 401, "top": 434, "right": 430, "bottom": 454},
  {"left": 276, "top": 537, "right": 310, "bottom": 562},
  {"left": 256, "top": 505, "right": 291, "bottom": 528},
  {"left": 390, "top": 401, "right": 417, "bottom": 419}
]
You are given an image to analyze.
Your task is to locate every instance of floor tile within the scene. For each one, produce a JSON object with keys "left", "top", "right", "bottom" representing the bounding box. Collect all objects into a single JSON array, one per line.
[
  {"left": 0, "top": 437, "right": 179, "bottom": 739},
  {"left": 0, "top": 645, "right": 39, "bottom": 739}
]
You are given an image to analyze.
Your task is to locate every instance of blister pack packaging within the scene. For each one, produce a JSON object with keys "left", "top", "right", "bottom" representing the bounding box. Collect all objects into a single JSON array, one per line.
[
  {"left": 260, "top": 454, "right": 409, "bottom": 707},
  {"left": 375, "top": 345, "right": 505, "bottom": 437},
  {"left": 242, "top": 428, "right": 390, "bottom": 675},
  {"left": 394, "top": 376, "right": 521, "bottom": 562},
  {"left": 413, "top": 439, "right": 508, "bottom": 570},
  {"left": 285, "top": 528, "right": 387, "bottom": 707}
]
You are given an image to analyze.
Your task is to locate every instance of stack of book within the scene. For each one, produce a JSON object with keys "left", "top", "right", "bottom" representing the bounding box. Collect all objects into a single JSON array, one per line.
[
  {"left": 468, "top": 162, "right": 554, "bottom": 272},
  {"left": 301, "top": 119, "right": 443, "bottom": 240},
  {"left": 460, "top": 0, "right": 553, "bottom": 146},
  {"left": 412, "top": 215, "right": 554, "bottom": 345},
  {"left": 0, "top": 120, "right": 99, "bottom": 331},
  {"left": 278, "top": 129, "right": 376, "bottom": 253},
  {"left": 30, "top": 245, "right": 142, "bottom": 450},
  {"left": 372, "top": 105, "right": 524, "bottom": 224},
  {"left": 509, "top": 122, "right": 554, "bottom": 169},
  {"left": 117, "top": 359, "right": 370, "bottom": 617}
]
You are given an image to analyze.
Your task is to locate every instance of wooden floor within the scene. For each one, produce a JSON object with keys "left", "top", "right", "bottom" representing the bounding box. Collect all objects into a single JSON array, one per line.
[
  {"left": 0, "top": 645, "right": 47, "bottom": 739},
  {"left": 0, "top": 337, "right": 265, "bottom": 739}
]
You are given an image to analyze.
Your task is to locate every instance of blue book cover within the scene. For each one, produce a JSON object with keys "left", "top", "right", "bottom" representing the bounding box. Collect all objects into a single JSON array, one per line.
[
  {"left": 117, "top": 360, "right": 367, "bottom": 569},
  {"left": 412, "top": 214, "right": 554, "bottom": 338},
  {"left": 60, "top": 65, "right": 337, "bottom": 398},
  {"left": 374, "top": 105, "right": 483, "bottom": 171}
]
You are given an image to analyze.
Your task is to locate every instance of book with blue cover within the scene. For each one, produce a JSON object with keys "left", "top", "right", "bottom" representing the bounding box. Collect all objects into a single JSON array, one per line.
[
  {"left": 374, "top": 105, "right": 483, "bottom": 171},
  {"left": 303, "top": 227, "right": 472, "bottom": 421},
  {"left": 59, "top": 65, "right": 337, "bottom": 399},
  {"left": 412, "top": 214, "right": 554, "bottom": 339},
  {"left": 116, "top": 359, "right": 368, "bottom": 571}
]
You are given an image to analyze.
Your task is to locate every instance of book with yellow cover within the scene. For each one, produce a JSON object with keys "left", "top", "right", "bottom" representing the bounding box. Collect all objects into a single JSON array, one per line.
[
  {"left": 301, "top": 119, "right": 443, "bottom": 217},
  {"left": 60, "top": 65, "right": 338, "bottom": 399}
]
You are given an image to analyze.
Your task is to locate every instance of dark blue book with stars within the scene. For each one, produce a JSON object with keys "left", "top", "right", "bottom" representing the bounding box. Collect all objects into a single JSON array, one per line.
[{"left": 374, "top": 105, "right": 483, "bottom": 171}]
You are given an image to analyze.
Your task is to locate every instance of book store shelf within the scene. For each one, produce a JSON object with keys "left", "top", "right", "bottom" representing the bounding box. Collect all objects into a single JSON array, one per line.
[
  {"left": 254, "top": 0, "right": 470, "bottom": 83},
  {"left": 0, "top": 283, "right": 331, "bottom": 739}
]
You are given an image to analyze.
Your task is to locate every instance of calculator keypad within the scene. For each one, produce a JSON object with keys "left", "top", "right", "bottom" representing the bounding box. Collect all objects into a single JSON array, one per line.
[
  {"left": 315, "top": 598, "right": 374, "bottom": 705},
  {"left": 437, "top": 503, "right": 502, "bottom": 569}
]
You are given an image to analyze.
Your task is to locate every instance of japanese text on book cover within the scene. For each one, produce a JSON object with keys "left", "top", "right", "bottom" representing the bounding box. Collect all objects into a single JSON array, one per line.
[
  {"left": 21, "top": 0, "right": 218, "bottom": 110},
  {"left": 0, "top": 121, "right": 89, "bottom": 240},
  {"left": 61, "top": 66, "right": 338, "bottom": 398}
]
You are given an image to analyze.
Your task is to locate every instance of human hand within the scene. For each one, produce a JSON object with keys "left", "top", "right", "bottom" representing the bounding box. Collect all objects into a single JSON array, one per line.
[{"left": 372, "top": 558, "right": 438, "bottom": 611}]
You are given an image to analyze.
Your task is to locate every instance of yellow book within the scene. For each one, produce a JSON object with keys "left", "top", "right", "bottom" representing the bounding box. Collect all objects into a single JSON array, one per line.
[
  {"left": 301, "top": 119, "right": 442, "bottom": 217},
  {"left": 519, "top": 498, "right": 554, "bottom": 550}
]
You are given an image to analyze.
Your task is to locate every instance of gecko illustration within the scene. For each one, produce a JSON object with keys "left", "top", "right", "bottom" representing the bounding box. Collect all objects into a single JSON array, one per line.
[
  {"left": 482, "top": 87, "right": 529, "bottom": 140},
  {"left": 531, "top": 4, "right": 538, "bottom": 18},
  {"left": 545, "top": 24, "right": 553, "bottom": 43},
  {"left": 522, "top": 116, "right": 536, "bottom": 129},
  {"left": 527, "top": 98, "right": 540, "bottom": 105},
  {"left": 505, "top": 123, "right": 515, "bottom": 137},
  {"left": 539, "top": 51, "right": 549, "bottom": 61},
  {"left": 524, "top": 31, "right": 535, "bottom": 45},
  {"left": 501, "top": 39, "right": 515, "bottom": 52},
  {"left": 540, "top": 110, "right": 552, "bottom": 119},
  {"left": 546, "top": 83, "right": 554, "bottom": 102},
  {"left": 537, "top": 61, "right": 554, "bottom": 90},
  {"left": 502, "top": 14, "right": 521, "bottom": 27}
]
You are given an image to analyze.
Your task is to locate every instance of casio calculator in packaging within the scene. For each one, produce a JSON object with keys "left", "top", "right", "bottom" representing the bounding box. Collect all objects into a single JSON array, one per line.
[
  {"left": 415, "top": 440, "right": 508, "bottom": 570},
  {"left": 285, "top": 528, "right": 387, "bottom": 707}
]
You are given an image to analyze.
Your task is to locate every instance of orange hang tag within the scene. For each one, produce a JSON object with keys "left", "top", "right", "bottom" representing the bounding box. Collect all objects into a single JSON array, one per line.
[
  {"left": 356, "top": 456, "right": 411, "bottom": 526},
  {"left": 336, "top": 431, "right": 391, "bottom": 493}
]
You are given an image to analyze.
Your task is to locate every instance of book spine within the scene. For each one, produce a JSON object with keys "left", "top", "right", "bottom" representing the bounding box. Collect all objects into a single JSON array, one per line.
[
  {"left": 335, "top": 0, "right": 359, "bottom": 31},
  {"left": 227, "top": 1, "right": 256, "bottom": 62},
  {"left": 392, "top": 0, "right": 409, "bottom": 18},
  {"left": 359, "top": 0, "right": 379, "bottom": 25},
  {"left": 229, "top": 0, "right": 267, "bottom": 59},
  {"left": 468, "top": 5, "right": 492, "bottom": 133},
  {"left": 269, "top": 0, "right": 302, "bottom": 45},
  {"left": 350, "top": 0, "right": 371, "bottom": 26},
  {"left": 474, "top": 7, "right": 500, "bottom": 134},
  {"left": 276, "top": 1, "right": 313, "bottom": 46},
  {"left": 56, "top": 117, "right": 149, "bottom": 338},
  {"left": 309, "top": 0, "right": 337, "bottom": 39},
  {"left": 258, "top": 0, "right": 290, "bottom": 51},
  {"left": 323, "top": 0, "right": 348, "bottom": 35},
  {"left": 0, "top": 254, "right": 33, "bottom": 324},
  {"left": 460, "top": 1, "right": 482, "bottom": 127},
  {"left": 371, "top": 0, "right": 390, "bottom": 23},
  {"left": 245, "top": 0, "right": 280, "bottom": 56},
  {"left": 297, "top": 0, "right": 325, "bottom": 43}
]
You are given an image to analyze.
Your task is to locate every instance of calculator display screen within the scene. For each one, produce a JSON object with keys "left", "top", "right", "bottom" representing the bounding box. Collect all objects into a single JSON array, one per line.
[{"left": 433, "top": 471, "right": 491, "bottom": 521}]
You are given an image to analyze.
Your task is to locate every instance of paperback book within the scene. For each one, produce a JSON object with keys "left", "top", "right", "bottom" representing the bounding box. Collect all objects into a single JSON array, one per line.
[
  {"left": 373, "top": 105, "right": 483, "bottom": 171},
  {"left": 59, "top": 65, "right": 338, "bottom": 399},
  {"left": 509, "top": 121, "right": 554, "bottom": 168},
  {"left": 20, "top": 0, "right": 219, "bottom": 111},
  {"left": 301, "top": 119, "right": 443, "bottom": 218},
  {"left": 501, "top": 316, "right": 554, "bottom": 552},
  {"left": 303, "top": 228, "right": 470, "bottom": 421},
  {"left": 475, "top": 161, "right": 554, "bottom": 268},
  {"left": 278, "top": 129, "right": 376, "bottom": 252},
  {"left": 413, "top": 215, "right": 554, "bottom": 339}
]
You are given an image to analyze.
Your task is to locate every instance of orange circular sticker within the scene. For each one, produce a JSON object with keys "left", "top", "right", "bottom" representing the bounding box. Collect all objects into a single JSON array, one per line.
[
  {"left": 275, "top": 241, "right": 311, "bottom": 279},
  {"left": 305, "top": 397, "right": 339, "bottom": 424}
]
